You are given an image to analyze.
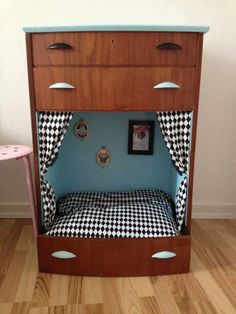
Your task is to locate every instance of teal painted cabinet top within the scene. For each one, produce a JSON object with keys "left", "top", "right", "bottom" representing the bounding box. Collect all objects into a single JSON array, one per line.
[{"left": 23, "top": 24, "right": 210, "bottom": 33}]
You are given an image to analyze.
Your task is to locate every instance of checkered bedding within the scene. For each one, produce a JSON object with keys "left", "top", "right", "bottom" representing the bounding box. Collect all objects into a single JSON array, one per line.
[{"left": 45, "top": 189, "right": 179, "bottom": 238}]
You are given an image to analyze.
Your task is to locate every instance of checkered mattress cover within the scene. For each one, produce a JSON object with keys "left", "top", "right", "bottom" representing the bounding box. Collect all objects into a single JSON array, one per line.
[{"left": 45, "top": 189, "right": 180, "bottom": 238}]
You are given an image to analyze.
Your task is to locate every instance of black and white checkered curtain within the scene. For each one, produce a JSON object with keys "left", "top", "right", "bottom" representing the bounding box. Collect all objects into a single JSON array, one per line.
[
  {"left": 156, "top": 111, "right": 191, "bottom": 173},
  {"left": 38, "top": 112, "right": 73, "bottom": 229},
  {"left": 156, "top": 111, "right": 192, "bottom": 231},
  {"left": 175, "top": 176, "right": 188, "bottom": 231}
]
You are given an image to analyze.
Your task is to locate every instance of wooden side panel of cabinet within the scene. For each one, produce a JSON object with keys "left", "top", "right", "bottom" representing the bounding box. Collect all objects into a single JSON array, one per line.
[
  {"left": 26, "top": 34, "right": 42, "bottom": 233},
  {"left": 186, "top": 34, "right": 204, "bottom": 233},
  {"left": 33, "top": 67, "right": 195, "bottom": 111},
  {"left": 32, "top": 32, "right": 198, "bottom": 66}
]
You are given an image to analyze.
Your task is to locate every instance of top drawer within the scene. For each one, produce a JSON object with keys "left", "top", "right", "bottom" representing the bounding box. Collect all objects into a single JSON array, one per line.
[{"left": 32, "top": 32, "right": 198, "bottom": 66}]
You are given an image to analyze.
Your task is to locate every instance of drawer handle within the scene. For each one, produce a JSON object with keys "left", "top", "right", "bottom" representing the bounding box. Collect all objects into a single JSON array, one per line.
[
  {"left": 156, "top": 42, "right": 182, "bottom": 50},
  {"left": 152, "top": 251, "right": 176, "bottom": 259},
  {"left": 48, "top": 42, "right": 73, "bottom": 49},
  {"left": 49, "top": 82, "right": 75, "bottom": 89},
  {"left": 51, "top": 250, "right": 76, "bottom": 259},
  {"left": 154, "top": 82, "right": 180, "bottom": 89}
]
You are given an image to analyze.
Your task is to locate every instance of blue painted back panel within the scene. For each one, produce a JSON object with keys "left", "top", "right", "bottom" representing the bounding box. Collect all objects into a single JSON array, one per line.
[{"left": 45, "top": 112, "right": 181, "bottom": 199}]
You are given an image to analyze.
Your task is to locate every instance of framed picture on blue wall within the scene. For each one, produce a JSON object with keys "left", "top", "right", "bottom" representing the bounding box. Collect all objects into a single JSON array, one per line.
[
  {"left": 74, "top": 119, "right": 89, "bottom": 140},
  {"left": 96, "top": 146, "right": 111, "bottom": 167},
  {"left": 128, "top": 120, "right": 154, "bottom": 155}
]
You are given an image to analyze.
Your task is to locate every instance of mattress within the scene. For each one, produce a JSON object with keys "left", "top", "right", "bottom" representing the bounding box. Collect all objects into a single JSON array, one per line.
[{"left": 45, "top": 189, "right": 179, "bottom": 238}]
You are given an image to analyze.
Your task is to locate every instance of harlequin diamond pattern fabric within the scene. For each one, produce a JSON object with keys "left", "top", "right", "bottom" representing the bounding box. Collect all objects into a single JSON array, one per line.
[
  {"left": 38, "top": 111, "right": 73, "bottom": 228},
  {"left": 176, "top": 176, "right": 188, "bottom": 231},
  {"left": 40, "top": 178, "right": 56, "bottom": 228},
  {"left": 46, "top": 190, "right": 179, "bottom": 238},
  {"left": 38, "top": 112, "right": 73, "bottom": 175},
  {"left": 156, "top": 111, "right": 191, "bottom": 174},
  {"left": 156, "top": 111, "right": 192, "bottom": 231}
]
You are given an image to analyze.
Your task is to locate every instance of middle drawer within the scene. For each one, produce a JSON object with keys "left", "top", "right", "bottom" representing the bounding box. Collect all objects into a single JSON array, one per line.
[{"left": 34, "top": 67, "right": 195, "bottom": 111}]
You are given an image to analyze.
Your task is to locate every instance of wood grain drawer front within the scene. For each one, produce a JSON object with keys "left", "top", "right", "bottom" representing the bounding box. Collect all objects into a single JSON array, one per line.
[
  {"left": 32, "top": 32, "right": 198, "bottom": 66},
  {"left": 34, "top": 67, "right": 195, "bottom": 111},
  {"left": 37, "top": 235, "right": 191, "bottom": 276}
]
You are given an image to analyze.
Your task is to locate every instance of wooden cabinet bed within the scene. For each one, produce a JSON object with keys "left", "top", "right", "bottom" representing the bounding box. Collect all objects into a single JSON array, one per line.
[{"left": 24, "top": 25, "right": 209, "bottom": 276}]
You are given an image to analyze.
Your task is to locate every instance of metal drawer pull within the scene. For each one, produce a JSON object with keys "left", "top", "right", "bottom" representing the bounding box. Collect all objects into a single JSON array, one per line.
[
  {"left": 51, "top": 251, "right": 76, "bottom": 259},
  {"left": 48, "top": 43, "right": 73, "bottom": 49},
  {"left": 49, "top": 82, "right": 75, "bottom": 89},
  {"left": 156, "top": 42, "right": 182, "bottom": 50},
  {"left": 152, "top": 251, "right": 176, "bottom": 259},
  {"left": 154, "top": 82, "right": 180, "bottom": 89}
]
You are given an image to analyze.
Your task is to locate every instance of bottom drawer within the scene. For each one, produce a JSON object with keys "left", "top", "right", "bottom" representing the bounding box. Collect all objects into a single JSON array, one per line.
[{"left": 37, "top": 235, "right": 191, "bottom": 276}]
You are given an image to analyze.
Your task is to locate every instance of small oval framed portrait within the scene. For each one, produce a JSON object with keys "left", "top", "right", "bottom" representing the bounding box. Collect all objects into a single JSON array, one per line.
[
  {"left": 74, "top": 119, "right": 89, "bottom": 140},
  {"left": 96, "top": 147, "right": 111, "bottom": 167}
]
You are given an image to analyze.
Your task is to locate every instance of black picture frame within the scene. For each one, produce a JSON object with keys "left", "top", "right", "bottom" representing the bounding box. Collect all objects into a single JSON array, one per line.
[{"left": 128, "top": 120, "right": 155, "bottom": 155}]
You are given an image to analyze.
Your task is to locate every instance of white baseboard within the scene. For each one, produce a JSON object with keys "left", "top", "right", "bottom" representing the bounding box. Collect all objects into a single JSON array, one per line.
[
  {"left": 192, "top": 205, "right": 236, "bottom": 219},
  {"left": 0, "top": 203, "right": 32, "bottom": 218},
  {"left": 0, "top": 203, "right": 235, "bottom": 219}
]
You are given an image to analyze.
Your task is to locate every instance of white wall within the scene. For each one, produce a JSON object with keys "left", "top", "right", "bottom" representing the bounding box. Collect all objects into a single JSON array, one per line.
[{"left": 0, "top": 0, "right": 236, "bottom": 217}]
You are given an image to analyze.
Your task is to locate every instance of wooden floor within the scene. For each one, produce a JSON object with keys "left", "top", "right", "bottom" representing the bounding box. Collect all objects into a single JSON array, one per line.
[{"left": 0, "top": 219, "right": 235, "bottom": 314}]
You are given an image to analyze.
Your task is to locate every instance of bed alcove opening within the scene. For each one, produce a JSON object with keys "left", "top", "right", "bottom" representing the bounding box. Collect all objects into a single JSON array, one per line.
[{"left": 37, "top": 111, "right": 192, "bottom": 238}]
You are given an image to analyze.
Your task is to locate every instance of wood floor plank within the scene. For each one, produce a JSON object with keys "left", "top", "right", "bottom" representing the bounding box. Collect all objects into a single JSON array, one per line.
[
  {"left": 67, "top": 276, "right": 84, "bottom": 305},
  {"left": 118, "top": 278, "right": 143, "bottom": 313},
  {"left": 180, "top": 273, "right": 210, "bottom": 302},
  {"left": 100, "top": 278, "right": 123, "bottom": 314},
  {"left": 206, "top": 230, "right": 236, "bottom": 263},
  {"left": 0, "top": 220, "right": 25, "bottom": 275},
  {"left": 193, "top": 300, "right": 218, "bottom": 314},
  {"left": 221, "top": 220, "right": 236, "bottom": 235},
  {"left": 15, "top": 244, "right": 38, "bottom": 302},
  {"left": 10, "top": 302, "right": 31, "bottom": 314},
  {"left": 140, "top": 296, "right": 162, "bottom": 314},
  {"left": 219, "top": 230, "right": 236, "bottom": 252},
  {"left": 29, "top": 304, "right": 86, "bottom": 314},
  {"left": 0, "top": 250, "right": 27, "bottom": 302},
  {"left": 0, "top": 303, "right": 13, "bottom": 314},
  {"left": 0, "top": 275, "right": 5, "bottom": 290},
  {"left": 84, "top": 277, "right": 103, "bottom": 305},
  {"left": 86, "top": 303, "right": 104, "bottom": 314},
  {"left": 31, "top": 273, "right": 52, "bottom": 308},
  {"left": 191, "top": 250, "right": 236, "bottom": 314},
  {"left": 0, "top": 219, "right": 15, "bottom": 229},
  {"left": 128, "top": 277, "right": 155, "bottom": 297},
  {"left": 164, "top": 274, "right": 218, "bottom": 313},
  {"left": 15, "top": 225, "right": 35, "bottom": 251},
  {"left": 150, "top": 276, "right": 181, "bottom": 314},
  {"left": 0, "top": 218, "right": 235, "bottom": 314},
  {"left": 191, "top": 220, "right": 216, "bottom": 249},
  {"left": 49, "top": 274, "right": 69, "bottom": 306},
  {"left": 29, "top": 307, "right": 49, "bottom": 314},
  {"left": 0, "top": 302, "right": 30, "bottom": 314},
  {"left": 192, "top": 223, "right": 236, "bottom": 311}
]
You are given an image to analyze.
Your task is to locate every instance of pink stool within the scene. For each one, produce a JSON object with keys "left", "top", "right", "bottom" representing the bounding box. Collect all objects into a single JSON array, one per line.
[{"left": 0, "top": 145, "right": 37, "bottom": 237}]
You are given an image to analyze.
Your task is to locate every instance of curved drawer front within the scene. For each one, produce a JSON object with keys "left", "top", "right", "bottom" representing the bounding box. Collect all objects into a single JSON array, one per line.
[
  {"left": 32, "top": 32, "right": 198, "bottom": 66},
  {"left": 34, "top": 67, "right": 195, "bottom": 111},
  {"left": 37, "top": 235, "right": 191, "bottom": 276}
]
